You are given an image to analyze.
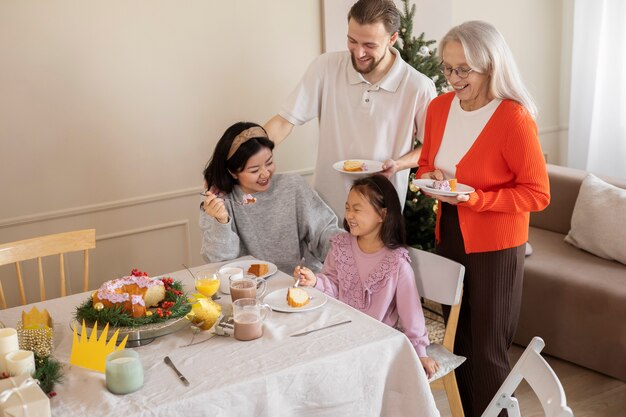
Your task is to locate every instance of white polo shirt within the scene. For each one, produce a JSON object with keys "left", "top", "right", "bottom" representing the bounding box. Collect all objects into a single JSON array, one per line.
[{"left": 279, "top": 47, "right": 436, "bottom": 217}]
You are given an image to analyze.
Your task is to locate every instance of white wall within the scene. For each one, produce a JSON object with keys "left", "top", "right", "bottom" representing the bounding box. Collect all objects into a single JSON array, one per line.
[
  {"left": 0, "top": 0, "right": 323, "bottom": 306},
  {"left": 0, "top": 0, "right": 570, "bottom": 307},
  {"left": 451, "top": 0, "right": 569, "bottom": 164}
]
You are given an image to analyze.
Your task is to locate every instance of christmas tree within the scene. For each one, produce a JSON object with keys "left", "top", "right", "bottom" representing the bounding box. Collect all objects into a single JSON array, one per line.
[{"left": 394, "top": 0, "right": 448, "bottom": 251}]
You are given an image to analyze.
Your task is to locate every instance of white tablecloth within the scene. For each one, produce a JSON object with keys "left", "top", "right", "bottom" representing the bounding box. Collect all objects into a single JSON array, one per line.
[{"left": 0, "top": 258, "right": 440, "bottom": 417}]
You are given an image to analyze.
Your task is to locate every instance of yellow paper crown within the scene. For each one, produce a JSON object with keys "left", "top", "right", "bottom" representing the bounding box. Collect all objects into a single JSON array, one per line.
[
  {"left": 22, "top": 306, "right": 52, "bottom": 329},
  {"left": 70, "top": 321, "right": 129, "bottom": 373}
]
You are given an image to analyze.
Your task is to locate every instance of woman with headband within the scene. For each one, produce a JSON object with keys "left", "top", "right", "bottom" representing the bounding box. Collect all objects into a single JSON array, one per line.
[{"left": 200, "top": 122, "right": 341, "bottom": 273}]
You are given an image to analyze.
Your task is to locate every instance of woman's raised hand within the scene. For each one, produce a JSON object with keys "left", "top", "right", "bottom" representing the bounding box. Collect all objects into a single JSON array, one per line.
[
  {"left": 203, "top": 191, "right": 229, "bottom": 224},
  {"left": 294, "top": 266, "right": 317, "bottom": 287}
]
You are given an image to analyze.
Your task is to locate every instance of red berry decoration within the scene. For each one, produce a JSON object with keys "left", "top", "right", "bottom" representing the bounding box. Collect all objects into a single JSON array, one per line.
[{"left": 130, "top": 268, "right": 149, "bottom": 277}]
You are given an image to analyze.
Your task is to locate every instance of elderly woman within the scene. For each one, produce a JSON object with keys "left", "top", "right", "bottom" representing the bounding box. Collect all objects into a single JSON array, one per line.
[
  {"left": 387, "top": 21, "right": 550, "bottom": 416},
  {"left": 200, "top": 122, "right": 340, "bottom": 273}
]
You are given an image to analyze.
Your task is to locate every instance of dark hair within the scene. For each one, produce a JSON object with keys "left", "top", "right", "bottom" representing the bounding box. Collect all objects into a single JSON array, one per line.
[
  {"left": 203, "top": 122, "right": 274, "bottom": 193},
  {"left": 347, "top": 0, "right": 400, "bottom": 35},
  {"left": 343, "top": 174, "right": 406, "bottom": 249}
]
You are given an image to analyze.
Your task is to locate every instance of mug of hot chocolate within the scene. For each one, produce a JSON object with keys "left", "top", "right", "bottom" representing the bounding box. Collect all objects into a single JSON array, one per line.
[
  {"left": 232, "top": 298, "right": 272, "bottom": 341},
  {"left": 229, "top": 275, "right": 267, "bottom": 302}
]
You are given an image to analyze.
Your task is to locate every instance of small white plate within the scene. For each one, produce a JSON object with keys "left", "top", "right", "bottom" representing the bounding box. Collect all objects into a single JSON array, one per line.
[
  {"left": 220, "top": 260, "right": 278, "bottom": 279},
  {"left": 332, "top": 159, "right": 384, "bottom": 175},
  {"left": 263, "top": 288, "right": 327, "bottom": 313},
  {"left": 412, "top": 179, "right": 475, "bottom": 196}
]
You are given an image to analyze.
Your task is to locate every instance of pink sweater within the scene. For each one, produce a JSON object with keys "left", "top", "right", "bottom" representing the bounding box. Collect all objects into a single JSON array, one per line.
[{"left": 314, "top": 233, "right": 430, "bottom": 357}]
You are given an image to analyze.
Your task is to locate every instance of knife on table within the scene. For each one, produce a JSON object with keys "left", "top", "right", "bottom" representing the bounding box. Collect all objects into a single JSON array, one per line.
[
  {"left": 164, "top": 356, "right": 190, "bottom": 386},
  {"left": 290, "top": 320, "right": 352, "bottom": 337}
]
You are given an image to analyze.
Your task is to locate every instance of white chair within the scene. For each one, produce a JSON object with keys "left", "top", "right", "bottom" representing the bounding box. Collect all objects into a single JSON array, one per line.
[
  {"left": 481, "top": 336, "right": 574, "bottom": 417},
  {"left": 408, "top": 247, "right": 466, "bottom": 417}
]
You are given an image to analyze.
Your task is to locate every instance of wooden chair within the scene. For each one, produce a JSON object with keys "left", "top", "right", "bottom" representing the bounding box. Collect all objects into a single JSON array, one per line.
[
  {"left": 0, "top": 229, "right": 96, "bottom": 308},
  {"left": 408, "top": 247, "right": 465, "bottom": 417},
  {"left": 481, "top": 337, "right": 573, "bottom": 417}
]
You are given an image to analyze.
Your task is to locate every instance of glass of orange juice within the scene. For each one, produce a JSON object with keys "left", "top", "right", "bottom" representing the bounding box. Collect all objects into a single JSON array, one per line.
[{"left": 195, "top": 269, "right": 220, "bottom": 298}]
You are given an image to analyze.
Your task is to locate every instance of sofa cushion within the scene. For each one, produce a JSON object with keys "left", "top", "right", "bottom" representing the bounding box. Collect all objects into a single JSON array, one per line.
[
  {"left": 530, "top": 164, "right": 626, "bottom": 235},
  {"left": 516, "top": 227, "right": 626, "bottom": 381},
  {"left": 564, "top": 174, "right": 626, "bottom": 265}
]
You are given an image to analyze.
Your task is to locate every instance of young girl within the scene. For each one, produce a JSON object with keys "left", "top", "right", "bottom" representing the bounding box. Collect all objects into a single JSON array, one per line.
[
  {"left": 295, "top": 175, "right": 439, "bottom": 378},
  {"left": 200, "top": 121, "right": 340, "bottom": 273}
]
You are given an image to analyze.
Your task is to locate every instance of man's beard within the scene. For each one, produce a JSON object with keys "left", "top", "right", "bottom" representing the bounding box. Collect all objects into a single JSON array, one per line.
[{"left": 351, "top": 48, "right": 386, "bottom": 75}]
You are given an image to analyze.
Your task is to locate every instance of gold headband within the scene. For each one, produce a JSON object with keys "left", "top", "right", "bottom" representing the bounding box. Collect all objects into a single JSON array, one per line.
[{"left": 227, "top": 126, "right": 268, "bottom": 160}]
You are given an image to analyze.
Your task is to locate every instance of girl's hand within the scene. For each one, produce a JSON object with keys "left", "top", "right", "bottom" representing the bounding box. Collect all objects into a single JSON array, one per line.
[
  {"left": 203, "top": 191, "right": 229, "bottom": 224},
  {"left": 419, "top": 356, "right": 440, "bottom": 380},
  {"left": 294, "top": 266, "right": 317, "bottom": 287}
]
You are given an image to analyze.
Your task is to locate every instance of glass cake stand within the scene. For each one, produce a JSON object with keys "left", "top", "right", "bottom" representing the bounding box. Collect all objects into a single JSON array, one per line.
[{"left": 69, "top": 316, "right": 191, "bottom": 347}]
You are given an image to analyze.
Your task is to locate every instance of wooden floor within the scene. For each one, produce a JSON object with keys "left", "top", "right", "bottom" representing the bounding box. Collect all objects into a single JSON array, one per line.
[{"left": 433, "top": 344, "right": 626, "bottom": 417}]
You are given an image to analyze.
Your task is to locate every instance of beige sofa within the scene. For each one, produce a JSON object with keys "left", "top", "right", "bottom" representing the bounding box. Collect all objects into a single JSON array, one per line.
[{"left": 514, "top": 163, "right": 626, "bottom": 382}]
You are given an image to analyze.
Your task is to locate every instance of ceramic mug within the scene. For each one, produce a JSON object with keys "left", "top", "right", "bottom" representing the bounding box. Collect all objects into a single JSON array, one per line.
[
  {"left": 232, "top": 298, "right": 272, "bottom": 341},
  {"left": 229, "top": 275, "right": 267, "bottom": 302},
  {"left": 218, "top": 267, "right": 243, "bottom": 294}
]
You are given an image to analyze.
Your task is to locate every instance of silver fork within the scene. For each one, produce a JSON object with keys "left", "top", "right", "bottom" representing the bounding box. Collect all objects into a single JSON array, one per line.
[
  {"left": 199, "top": 193, "right": 246, "bottom": 206},
  {"left": 294, "top": 256, "right": 306, "bottom": 287}
]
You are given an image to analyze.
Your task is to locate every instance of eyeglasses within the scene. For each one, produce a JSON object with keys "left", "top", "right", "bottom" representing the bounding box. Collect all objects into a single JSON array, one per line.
[{"left": 439, "top": 64, "right": 475, "bottom": 79}]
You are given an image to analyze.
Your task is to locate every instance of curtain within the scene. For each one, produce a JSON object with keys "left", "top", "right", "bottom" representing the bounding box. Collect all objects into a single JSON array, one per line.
[{"left": 568, "top": 0, "right": 626, "bottom": 178}]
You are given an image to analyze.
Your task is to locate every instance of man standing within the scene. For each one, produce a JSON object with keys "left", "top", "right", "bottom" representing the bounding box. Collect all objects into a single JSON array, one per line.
[{"left": 264, "top": 0, "right": 436, "bottom": 216}]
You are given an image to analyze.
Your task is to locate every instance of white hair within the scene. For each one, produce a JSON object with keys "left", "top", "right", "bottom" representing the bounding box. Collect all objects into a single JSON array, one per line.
[{"left": 439, "top": 21, "right": 537, "bottom": 119}]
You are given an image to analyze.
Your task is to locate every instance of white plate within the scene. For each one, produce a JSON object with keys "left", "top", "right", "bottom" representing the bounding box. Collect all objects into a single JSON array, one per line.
[
  {"left": 332, "top": 159, "right": 384, "bottom": 175},
  {"left": 263, "top": 288, "right": 327, "bottom": 313},
  {"left": 412, "top": 179, "right": 475, "bottom": 196},
  {"left": 220, "top": 260, "right": 278, "bottom": 279}
]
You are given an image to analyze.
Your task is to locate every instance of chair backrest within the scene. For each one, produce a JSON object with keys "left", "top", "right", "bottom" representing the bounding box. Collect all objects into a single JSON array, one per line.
[
  {"left": 408, "top": 247, "right": 464, "bottom": 306},
  {"left": 481, "top": 337, "right": 574, "bottom": 417},
  {"left": 408, "top": 247, "right": 465, "bottom": 349},
  {"left": 0, "top": 229, "right": 96, "bottom": 308}
]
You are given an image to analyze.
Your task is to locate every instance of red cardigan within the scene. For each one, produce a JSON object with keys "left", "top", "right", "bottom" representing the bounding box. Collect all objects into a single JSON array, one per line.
[{"left": 416, "top": 93, "right": 550, "bottom": 254}]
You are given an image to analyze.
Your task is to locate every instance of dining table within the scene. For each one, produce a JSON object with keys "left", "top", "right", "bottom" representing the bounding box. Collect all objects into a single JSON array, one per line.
[{"left": 0, "top": 257, "right": 440, "bottom": 417}]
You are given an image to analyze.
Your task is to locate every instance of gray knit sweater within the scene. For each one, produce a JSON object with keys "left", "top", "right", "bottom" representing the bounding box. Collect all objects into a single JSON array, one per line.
[{"left": 199, "top": 174, "right": 341, "bottom": 273}]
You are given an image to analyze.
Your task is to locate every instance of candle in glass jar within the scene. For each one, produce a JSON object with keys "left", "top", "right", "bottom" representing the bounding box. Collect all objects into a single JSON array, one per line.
[
  {"left": 0, "top": 328, "right": 19, "bottom": 374},
  {"left": 5, "top": 350, "right": 36, "bottom": 377},
  {"left": 105, "top": 350, "right": 144, "bottom": 394}
]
